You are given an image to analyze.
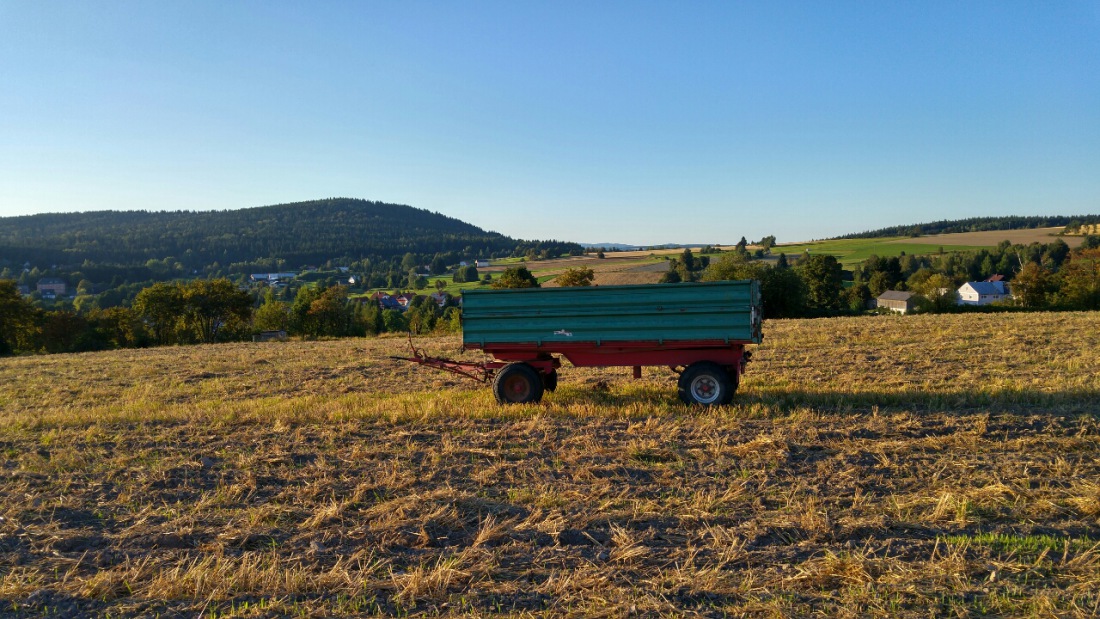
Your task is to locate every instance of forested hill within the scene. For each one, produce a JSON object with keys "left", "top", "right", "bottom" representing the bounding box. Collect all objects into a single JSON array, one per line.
[
  {"left": 0, "top": 198, "right": 575, "bottom": 270},
  {"left": 835, "top": 215, "right": 1100, "bottom": 240}
]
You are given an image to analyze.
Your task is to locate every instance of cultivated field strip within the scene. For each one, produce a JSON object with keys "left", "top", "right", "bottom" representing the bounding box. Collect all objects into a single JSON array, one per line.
[{"left": 1, "top": 313, "right": 1099, "bottom": 617}]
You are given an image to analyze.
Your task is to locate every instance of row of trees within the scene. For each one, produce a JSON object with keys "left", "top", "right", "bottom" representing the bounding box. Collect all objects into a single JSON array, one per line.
[
  {"left": 838, "top": 216, "right": 1097, "bottom": 240},
  {"left": 0, "top": 277, "right": 466, "bottom": 355},
  {"left": 696, "top": 236, "right": 1100, "bottom": 317}
]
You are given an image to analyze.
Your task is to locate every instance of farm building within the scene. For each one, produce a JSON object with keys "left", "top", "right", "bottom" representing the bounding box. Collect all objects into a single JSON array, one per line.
[
  {"left": 250, "top": 272, "right": 297, "bottom": 282},
  {"left": 252, "top": 330, "right": 287, "bottom": 342},
  {"left": 876, "top": 290, "right": 916, "bottom": 314},
  {"left": 958, "top": 281, "right": 1010, "bottom": 305},
  {"left": 36, "top": 278, "right": 67, "bottom": 296}
]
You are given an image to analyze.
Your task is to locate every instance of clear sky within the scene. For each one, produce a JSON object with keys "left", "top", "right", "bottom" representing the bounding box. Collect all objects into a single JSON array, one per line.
[{"left": 1, "top": 1, "right": 1098, "bottom": 245}]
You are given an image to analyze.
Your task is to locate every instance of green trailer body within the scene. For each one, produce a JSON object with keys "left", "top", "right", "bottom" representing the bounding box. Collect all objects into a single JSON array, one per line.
[{"left": 461, "top": 280, "right": 762, "bottom": 349}]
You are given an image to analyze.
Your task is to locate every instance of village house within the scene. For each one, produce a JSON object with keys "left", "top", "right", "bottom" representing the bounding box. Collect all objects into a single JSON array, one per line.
[
  {"left": 369, "top": 292, "right": 402, "bottom": 310},
  {"left": 957, "top": 280, "right": 1010, "bottom": 305},
  {"left": 36, "top": 277, "right": 67, "bottom": 297},
  {"left": 475, "top": 259, "right": 490, "bottom": 268},
  {"left": 876, "top": 290, "right": 916, "bottom": 314}
]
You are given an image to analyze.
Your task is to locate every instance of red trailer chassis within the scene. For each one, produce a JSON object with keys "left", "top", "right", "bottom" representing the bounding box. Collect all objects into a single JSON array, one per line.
[{"left": 394, "top": 337, "right": 751, "bottom": 406}]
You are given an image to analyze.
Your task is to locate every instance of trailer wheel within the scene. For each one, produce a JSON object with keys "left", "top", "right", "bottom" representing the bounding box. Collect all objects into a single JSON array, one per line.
[
  {"left": 678, "top": 362, "right": 735, "bottom": 406},
  {"left": 542, "top": 369, "right": 558, "bottom": 393},
  {"left": 492, "top": 363, "right": 545, "bottom": 404}
]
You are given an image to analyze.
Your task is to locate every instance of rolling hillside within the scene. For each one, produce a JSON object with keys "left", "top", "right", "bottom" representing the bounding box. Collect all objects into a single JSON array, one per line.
[
  {"left": 0, "top": 198, "right": 577, "bottom": 270},
  {"left": 835, "top": 215, "right": 1099, "bottom": 239}
]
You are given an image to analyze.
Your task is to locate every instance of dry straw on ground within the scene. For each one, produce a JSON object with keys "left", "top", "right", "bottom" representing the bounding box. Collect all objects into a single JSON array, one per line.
[{"left": 1, "top": 313, "right": 1099, "bottom": 617}]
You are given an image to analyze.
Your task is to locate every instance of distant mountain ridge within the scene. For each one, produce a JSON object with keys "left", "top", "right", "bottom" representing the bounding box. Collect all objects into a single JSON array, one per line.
[
  {"left": 581, "top": 243, "right": 708, "bottom": 251},
  {"left": 835, "top": 215, "right": 1100, "bottom": 240},
  {"left": 0, "top": 198, "right": 577, "bottom": 270}
]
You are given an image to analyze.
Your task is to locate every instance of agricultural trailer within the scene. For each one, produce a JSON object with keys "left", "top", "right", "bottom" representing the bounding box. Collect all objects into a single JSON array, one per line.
[{"left": 395, "top": 280, "right": 763, "bottom": 406}]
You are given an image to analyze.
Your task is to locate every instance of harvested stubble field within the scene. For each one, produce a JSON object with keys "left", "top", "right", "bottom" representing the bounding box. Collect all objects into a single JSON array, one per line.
[{"left": 2, "top": 313, "right": 1099, "bottom": 617}]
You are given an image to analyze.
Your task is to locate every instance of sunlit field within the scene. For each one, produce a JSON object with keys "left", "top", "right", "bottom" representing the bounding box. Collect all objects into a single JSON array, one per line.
[{"left": 2, "top": 312, "right": 1099, "bottom": 617}]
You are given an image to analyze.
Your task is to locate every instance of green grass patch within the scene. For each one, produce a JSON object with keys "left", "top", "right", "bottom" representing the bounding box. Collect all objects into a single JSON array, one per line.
[
  {"left": 942, "top": 532, "right": 1098, "bottom": 555},
  {"left": 775, "top": 237, "right": 994, "bottom": 268}
]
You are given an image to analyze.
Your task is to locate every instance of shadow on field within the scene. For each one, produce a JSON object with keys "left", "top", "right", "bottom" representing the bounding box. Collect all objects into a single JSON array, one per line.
[
  {"left": 559, "top": 384, "right": 1100, "bottom": 415},
  {"left": 733, "top": 387, "right": 1100, "bottom": 415}
]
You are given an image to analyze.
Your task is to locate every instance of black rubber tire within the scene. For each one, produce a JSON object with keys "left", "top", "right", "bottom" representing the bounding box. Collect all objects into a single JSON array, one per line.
[
  {"left": 678, "top": 361, "right": 735, "bottom": 406},
  {"left": 492, "top": 363, "right": 545, "bottom": 404},
  {"left": 542, "top": 369, "right": 558, "bottom": 393},
  {"left": 725, "top": 365, "right": 740, "bottom": 392}
]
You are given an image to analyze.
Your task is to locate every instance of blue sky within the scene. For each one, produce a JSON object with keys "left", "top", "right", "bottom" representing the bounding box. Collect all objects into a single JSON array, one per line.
[{"left": 1, "top": 1, "right": 1098, "bottom": 245}]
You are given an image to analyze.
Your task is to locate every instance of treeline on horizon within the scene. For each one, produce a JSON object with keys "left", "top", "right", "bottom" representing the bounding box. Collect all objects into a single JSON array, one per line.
[
  {"left": 3, "top": 235, "right": 1099, "bottom": 357},
  {"left": 836, "top": 215, "right": 1100, "bottom": 240},
  {"left": 0, "top": 277, "right": 465, "bottom": 355}
]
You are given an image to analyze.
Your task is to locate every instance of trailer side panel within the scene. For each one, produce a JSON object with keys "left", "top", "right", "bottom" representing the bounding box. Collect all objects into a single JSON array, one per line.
[{"left": 462, "top": 280, "right": 762, "bottom": 348}]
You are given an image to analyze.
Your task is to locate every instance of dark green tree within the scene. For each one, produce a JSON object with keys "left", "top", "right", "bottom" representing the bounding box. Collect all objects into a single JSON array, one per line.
[
  {"left": 702, "top": 253, "right": 806, "bottom": 318},
  {"left": 133, "top": 282, "right": 184, "bottom": 345},
  {"left": 307, "top": 285, "right": 352, "bottom": 336},
  {"left": 0, "top": 280, "right": 38, "bottom": 354},
  {"left": 846, "top": 281, "right": 872, "bottom": 312},
  {"left": 556, "top": 267, "right": 595, "bottom": 287},
  {"left": 382, "top": 309, "right": 408, "bottom": 332},
  {"left": 1056, "top": 248, "right": 1100, "bottom": 310},
  {"left": 180, "top": 279, "right": 253, "bottom": 343},
  {"left": 797, "top": 254, "right": 844, "bottom": 311},
  {"left": 289, "top": 286, "right": 323, "bottom": 337},
  {"left": 680, "top": 248, "right": 696, "bottom": 272},
  {"left": 452, "top": 265, "right": 479, "bottom": 283},
  {"left": 253, "top": 290, "right": 290, "bottom": 332},
  {"left": 87, "top": 306, "right": 147, "bottom": 349},
  {"left": 492, "top": 267, "right": 540, "bottom": 289},
  {"left": 1011, "top": 262, "right": 1053, "bottom": 308}
]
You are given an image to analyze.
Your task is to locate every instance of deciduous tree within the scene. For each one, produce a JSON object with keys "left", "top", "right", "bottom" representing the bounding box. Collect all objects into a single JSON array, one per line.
[
  {"left": 133, "top": 282, "right": 183, "bottom": 345},
  {"left": 180, "top": 279, "right": 253, "bottom": 343},
  {"left": 0, "top": 280, "right": 38, "bottom": 354},
  {"left": 1011, "top": 262, "right": 1053, "bottom": 308},
  {"left": 1056, "top": 248, "right": 1100, "bottom": 310},
  {"left": 797, "top": 254, "right": 844, "bottom": 311},
  {"left": 556, "top": 267, "right": 595, "bottom": 287},
  {"left": 492, "top": 267, "right": 540, "bottom": 289},
  {"left": 253, "top": 291, "right": 290, "bottom": 332}
]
